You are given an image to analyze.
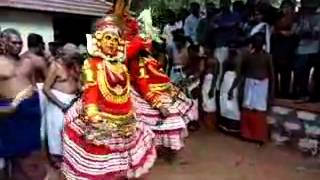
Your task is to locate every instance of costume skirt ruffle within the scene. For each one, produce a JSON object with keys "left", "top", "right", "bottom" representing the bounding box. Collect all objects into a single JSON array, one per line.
[
  {"left": 62, "top": 100, "right": 157, "bottom": 180},
  {"left": 131, "top": 89, "right": 197, "bottom": 150}
]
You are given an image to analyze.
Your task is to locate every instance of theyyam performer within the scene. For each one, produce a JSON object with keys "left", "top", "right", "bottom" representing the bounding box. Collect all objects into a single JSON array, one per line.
[
  {"left": 62, "top": 1, "right": 156, "bottom": 179},
  {"left": 126, "top": 8, "right": 198, "bottom": 159}
]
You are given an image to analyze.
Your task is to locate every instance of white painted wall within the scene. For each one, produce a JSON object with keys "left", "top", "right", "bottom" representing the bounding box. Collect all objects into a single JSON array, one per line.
[{"left": 0, "top": 9, "right": 54, "bottom": 53}]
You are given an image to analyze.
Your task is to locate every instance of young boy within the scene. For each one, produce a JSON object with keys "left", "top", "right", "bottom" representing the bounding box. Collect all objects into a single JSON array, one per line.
[
  {"left": 201, "top": 47, "right": 218, "bottom": 130},
  {"left": 219, "top": 42, "right": 242, "bottom": 134},
  {"left": 229, "top": 33, "right": 274, "bottom": 144}
]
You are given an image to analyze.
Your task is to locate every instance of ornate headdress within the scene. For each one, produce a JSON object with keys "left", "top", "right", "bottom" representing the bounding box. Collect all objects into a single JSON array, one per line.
[
  {"left": 137, "top": 8, "right": 162, "bottom": 43},
  {"left": 86, "top": 0, "right": 130, "bottom": 62}
]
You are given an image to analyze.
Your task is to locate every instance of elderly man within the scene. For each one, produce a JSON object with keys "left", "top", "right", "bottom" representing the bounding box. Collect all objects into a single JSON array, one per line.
[{"left": 0, "top": 28, "right": 46, "bottom": 180}]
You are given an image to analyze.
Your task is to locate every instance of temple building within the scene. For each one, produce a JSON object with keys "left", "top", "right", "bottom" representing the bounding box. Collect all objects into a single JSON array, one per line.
[{"left": 0, "top": 0, "right": 112, "bottom": 51}]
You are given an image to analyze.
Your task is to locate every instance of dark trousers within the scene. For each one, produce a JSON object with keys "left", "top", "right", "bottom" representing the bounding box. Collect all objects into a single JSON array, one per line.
[
  {"left": 310, "top": 53, "right": 320, "bottom": 102},
  {"left": 274, "top": 60, "right": 292, "bottom": 98},
  {"left": 293, "top": 54, "right": 318, "bottom": 98}
]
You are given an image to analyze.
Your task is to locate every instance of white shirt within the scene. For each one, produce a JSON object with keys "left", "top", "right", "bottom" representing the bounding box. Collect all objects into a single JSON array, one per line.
[
  {"left": 184, "top": 14, "right": 200, "bottom": 43},
  {"left": 162, "top": 22, "right": 183, "bottom": 45}
]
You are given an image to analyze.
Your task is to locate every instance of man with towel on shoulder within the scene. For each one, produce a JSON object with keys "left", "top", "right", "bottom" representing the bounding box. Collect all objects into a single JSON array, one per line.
[{"left": 43, "top": 43, "right": 82, "bottom": 169}]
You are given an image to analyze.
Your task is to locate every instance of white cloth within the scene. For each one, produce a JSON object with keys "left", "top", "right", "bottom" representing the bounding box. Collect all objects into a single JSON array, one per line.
[
  {"left": 202, "top": 74, "right": 216, "bottom": 112},
  {"left": 214, "top": 47, "right": 229, "bottom": 90},
  {"left": 46, "top": 89, "right": 76, "bottom": 155},
  {"left": 243, "top": 78, "right": 269, "bottom": 111},
  {"left": 250, "top": 22, "right": 271, "bottom": 53},
  {"left": 219, "top": 71, "right": 240, "bottom": 120},
  {"left": 162, "top": 22, "right": 183, "bottom": 45},
  {"left": 0, "top": 158, "right": 4, "bottom": 169},
  {"left": 36, "top": 83, "right": 47, "bottom": 141},
  {"left": 184, "top": 14, "right": 200, "bottom": 43}
]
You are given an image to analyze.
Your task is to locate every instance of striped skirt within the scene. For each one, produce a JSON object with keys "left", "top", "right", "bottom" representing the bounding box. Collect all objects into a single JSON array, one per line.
[
  {"left": 62, "top": 100, "right": 156, "bottom": 180},
  {"left": 131, "top": 89, "right": 198, "bottom": 150}
]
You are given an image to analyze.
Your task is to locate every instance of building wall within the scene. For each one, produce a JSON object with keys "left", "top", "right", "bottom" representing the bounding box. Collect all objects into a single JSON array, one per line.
[{"left": 0, "top": 9, "right": 54, "bottom": 53}]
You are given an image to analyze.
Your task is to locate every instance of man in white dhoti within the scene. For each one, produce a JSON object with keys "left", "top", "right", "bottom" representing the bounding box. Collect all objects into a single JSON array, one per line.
[{"left": 43, "top": 44, "right": 82, "bottom": 168}]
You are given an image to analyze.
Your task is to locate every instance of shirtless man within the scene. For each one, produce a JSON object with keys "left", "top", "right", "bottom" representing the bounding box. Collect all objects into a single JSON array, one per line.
[
  {"left": 20, "top": 33, "right": 48, "bottom": 84},
  {"left": 229, "top": 33, "right": 274, "bottom": 144},
  {"left": 43, "top": 44, "right": 81, "bottom": 168},
  {"left": 0, "top": 28, "right": 46, "bottom": 180}
]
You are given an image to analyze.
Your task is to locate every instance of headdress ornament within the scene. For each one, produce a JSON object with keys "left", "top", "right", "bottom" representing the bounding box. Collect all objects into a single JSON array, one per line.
[{"left": 86, "top": 0, "right": 131, "bottom": 62}]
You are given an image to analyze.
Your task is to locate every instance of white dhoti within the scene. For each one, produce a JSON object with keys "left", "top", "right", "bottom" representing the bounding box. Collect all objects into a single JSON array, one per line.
[
  {"left": 220, "top": 71, "right": 240, "bottom": 120},
  {"left": 46, "top": 89, "right": 76, "bottom": 156},
  {"left": 202, "top": 74, "right": 216, "bottom": 113},
  {"left": 36, "top": 83, "right": 47, "bottom": 141},
  {"left": 214, "top": 47, "right": 229, "bottom": 90},
  {"left": 243, "top": 78, "right": 269, "bottom": 111}
]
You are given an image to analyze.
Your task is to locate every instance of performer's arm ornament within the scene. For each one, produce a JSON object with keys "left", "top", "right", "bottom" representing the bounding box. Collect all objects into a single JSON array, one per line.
[
  {"left": 85, "top": 104, "right": 99, "bottom": 117},
  {"left": 138, "top": 58, "right": 149, "bottom": 78},
  {"left": 82, "top": 59, "right": 100, "bottom": 118},
  {"left": 82, "top": 60, "right": 96, "bottom": 88}
]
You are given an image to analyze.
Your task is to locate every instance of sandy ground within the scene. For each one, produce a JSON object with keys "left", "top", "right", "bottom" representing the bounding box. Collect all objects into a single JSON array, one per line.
[{"left": 47, "top": 130, "right": 320, "bottom": 180}]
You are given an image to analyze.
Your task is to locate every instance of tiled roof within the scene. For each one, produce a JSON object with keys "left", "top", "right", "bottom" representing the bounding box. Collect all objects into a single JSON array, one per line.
[{"left": 0, "top": 0, "right": 113, "bottom": 17}]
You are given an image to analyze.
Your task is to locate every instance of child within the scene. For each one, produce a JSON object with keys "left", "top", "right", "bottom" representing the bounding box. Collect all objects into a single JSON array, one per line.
[
  {"left": 219, "top": 42, "right": 242, "bottom": 134},
  {"left": 182, "top": 44, "right": 203, "bottom": 131},
  {"left": 229, "top": 33, "right": 274, "bottom": 144},
  {"left": 169, "top": 30, "right": 189, "bottom": 83},
  {"left": 201, "top": 47, "right": 218, "bottom": 130}
]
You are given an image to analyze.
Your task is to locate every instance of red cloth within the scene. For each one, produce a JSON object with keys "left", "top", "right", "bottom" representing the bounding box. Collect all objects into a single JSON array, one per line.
[
  {"left": 241, "top": 109, "right": 268, "bottom": 143},
  {"left": 83, "top": 57, "right": 132, "bottom": 115}
]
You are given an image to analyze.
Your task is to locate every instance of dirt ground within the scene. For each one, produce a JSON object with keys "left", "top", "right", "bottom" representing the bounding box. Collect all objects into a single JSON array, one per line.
[
  {"left": 47, "top": 129, "right": 320, "bottom": 180},
  {"left": 149, "top": 130, "right": 320, "bottom": 180}
]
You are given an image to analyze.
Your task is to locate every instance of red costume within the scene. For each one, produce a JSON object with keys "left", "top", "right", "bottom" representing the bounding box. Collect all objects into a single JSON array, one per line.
[
  {"left": 62, "top": 4, "right": 156, "bottom": 179},
  {"left": 125, "top": 12, "right": 198, "bottom": 150}
]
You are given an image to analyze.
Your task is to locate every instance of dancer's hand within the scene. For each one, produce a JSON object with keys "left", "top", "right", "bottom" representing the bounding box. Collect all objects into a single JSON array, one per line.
[{"left": 159, "top": 106, "right": 170, "bottom": 117}]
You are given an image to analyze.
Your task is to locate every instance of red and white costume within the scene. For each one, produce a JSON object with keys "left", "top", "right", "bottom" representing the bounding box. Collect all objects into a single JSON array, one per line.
[
  {"left": 127, "top": 35, "right": 198, "bottom": 151},
  {"left": 62, "top": 9, "right": 156, "bottom": 179}
]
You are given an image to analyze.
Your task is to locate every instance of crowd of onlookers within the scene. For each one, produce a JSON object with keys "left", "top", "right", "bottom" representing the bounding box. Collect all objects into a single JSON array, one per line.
[
  {"left": 158, "top": 0, "right": 320, "bottom": 143},
  {"left": 0, "top": 0, "right": 320, "bottom": 178},
  {"left": 161, "top": 0, "right": 320, "bottom": 103}
]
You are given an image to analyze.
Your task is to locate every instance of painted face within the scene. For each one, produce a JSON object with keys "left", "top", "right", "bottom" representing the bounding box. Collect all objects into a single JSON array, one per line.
[{"left": 100, "top": 32, "right": 120, "bottom": 57}]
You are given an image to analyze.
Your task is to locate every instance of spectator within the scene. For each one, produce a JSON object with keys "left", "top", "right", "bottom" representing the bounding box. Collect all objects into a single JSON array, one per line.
[
  {"left": 214, "top": 0, "right": 241, "bottom": 48},
  {"left": 271, "top": 0, "right": 298, "bottom": 98},
  {"left": 201, "top": 47, "right": 218, "bottom": 130},
  {"left": 233, "top": 0, "right": 247, "bottom": 22},
  {"left": 43, "top": 43, "right": 82, "bottom": 169},
  {"left": 293, "top": 5, "right": 320, "bottom": 99},
  {"left": 310, "top": 7, "right": 320, "bottom": 102},
  {"left": 213, "top": 0, "right": 241, "bottom": 93},
  {"left": 0, "top": 28, "right": 47, "bottom": 180},
  {"left": 177, "top": 8, "right": 190, "bottom": 26},
  {"left": 48, "top": 41, "right": 63, "bottom": 58},
  {"left": 170, "top": 30, "right": 189, "bottom": 83},
  {"left": 20, "top": 33, "right": 48, "bottom": 83},
  {"left": 219, "top": 42, "right": 242, "bottom": 134},
  {"left": 163, "top": 9, "right": 181, "bottom": 47},
  {"left": 248, "top": 7, "right": 271, "bottom": 53},
  {"left": 229, "top": 33, "right": 274, "bottom": 144},
  {"left": 196, "top": 2, "right": 218, "bottom": 49},
  {"left": 184, "top": 2, "right": 200, "bottom": 44}
]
